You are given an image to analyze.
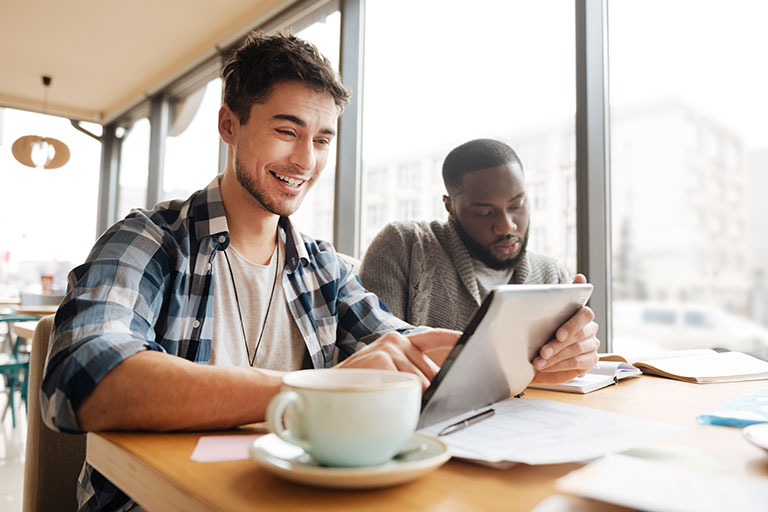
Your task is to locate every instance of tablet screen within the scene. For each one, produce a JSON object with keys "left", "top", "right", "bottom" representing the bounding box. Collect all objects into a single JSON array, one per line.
[{"left": 418, "top": 283, "right": 593, "bottom": 428}]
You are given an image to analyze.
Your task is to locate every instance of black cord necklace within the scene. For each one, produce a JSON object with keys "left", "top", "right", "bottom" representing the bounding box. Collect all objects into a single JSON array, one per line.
[{"left": 222, "top": 240, "right": 280, "bottom": 367}]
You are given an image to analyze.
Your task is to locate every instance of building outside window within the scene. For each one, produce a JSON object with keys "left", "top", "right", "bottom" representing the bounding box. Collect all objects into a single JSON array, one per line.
[
  {"left": 397, "top": 200, "right": 418, "bottom": 220},
  {"left": 608, "top": 0, "right": 768, "bottom": 360},
  {"left": 360, "top": 0, "right": 577, "bottom": 274}
]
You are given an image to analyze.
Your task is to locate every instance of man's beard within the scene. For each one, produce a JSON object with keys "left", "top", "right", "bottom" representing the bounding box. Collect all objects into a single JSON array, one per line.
[
  {"left": 452, "top": 218, "right": 529, "bottom": 271},
  {"left": 235, "top": 156, "right": 304, "bottom": 217}
]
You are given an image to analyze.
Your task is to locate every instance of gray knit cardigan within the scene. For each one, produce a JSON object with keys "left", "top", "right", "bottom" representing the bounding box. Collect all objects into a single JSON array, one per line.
[{"left": 359, "top": 220, "right": 571, "bottom": 331}]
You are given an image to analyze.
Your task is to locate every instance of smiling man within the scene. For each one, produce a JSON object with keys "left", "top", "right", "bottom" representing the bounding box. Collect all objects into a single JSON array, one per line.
[
  {"left": 360, "top": 138, "right": 597, "bottom": 369},
  {"left": 40, "top": 32, "right": 465, "bottom": 512}
]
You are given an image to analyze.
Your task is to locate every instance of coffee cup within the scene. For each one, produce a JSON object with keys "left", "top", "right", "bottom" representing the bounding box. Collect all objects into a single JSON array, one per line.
[{"left": 266, "top": 369, "right": 421, "bottom": 467}]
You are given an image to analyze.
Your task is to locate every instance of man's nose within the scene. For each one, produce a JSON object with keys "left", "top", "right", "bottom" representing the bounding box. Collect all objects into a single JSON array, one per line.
[
  {"left": 290, "top": 138, "right": 316, "bottom": 171},
  {"left": 494, "top": 213, "right": 518, "bottom": 235}
]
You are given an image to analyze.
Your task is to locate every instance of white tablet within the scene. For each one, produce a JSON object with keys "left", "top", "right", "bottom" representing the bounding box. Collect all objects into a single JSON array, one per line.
[{"left": 418, "top": 283, "right": 594, "bottom": 429}]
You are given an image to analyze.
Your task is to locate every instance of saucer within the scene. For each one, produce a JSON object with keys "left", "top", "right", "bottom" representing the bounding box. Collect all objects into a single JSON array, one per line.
[
  {"left": 249, "top": 432, "right": 450, "bottom": 489},
  {"left": 743, "top": 423, "right": 768, "bottom": 454}
]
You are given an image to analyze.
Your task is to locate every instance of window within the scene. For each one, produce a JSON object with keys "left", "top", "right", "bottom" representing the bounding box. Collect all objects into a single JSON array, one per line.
[
  {"left": 398, "top": 163, "right": 420, "bottom": 188},
  {"left": 0, "top": 108, "right": 101, "bottom": 296},
  {"left": 642, "top": 309, "right": 676, "bottom": 326},
  {"left": 397, "top": 200, "right": 418, "bottom": 220},
  {"left": 360, "top": 0, "right": 577, "bottom": 274},
  {"left": 117, "top": 117, "right": 150, "bottom": 219},
  {"left": 163, "top": 78, "right": 222, "bottom": 201},
  {"left": 609, "top": 1, "right": 768, "bottom": 360},
  {"left": 367, "top": 204, "right": 386, "bottom": 228},
  {"left": 288, "top": 9, "right": 341, "bottom": 243}
]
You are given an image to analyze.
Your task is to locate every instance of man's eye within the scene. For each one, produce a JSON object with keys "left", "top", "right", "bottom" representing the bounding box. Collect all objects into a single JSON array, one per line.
[
  {"left": 314, "top": 138, "right": 330, "bottom": 146},
  {"left": 276, "top": 129, "right": 295, "bottom": 137},
  {"left": 476, "top": 211, "right": 493, "bottom": 218}
]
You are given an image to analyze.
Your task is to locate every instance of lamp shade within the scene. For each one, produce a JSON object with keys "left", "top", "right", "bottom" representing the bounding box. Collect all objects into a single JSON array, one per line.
[{"left": 11, "top": 135, "right": 70, "bottom": 169}]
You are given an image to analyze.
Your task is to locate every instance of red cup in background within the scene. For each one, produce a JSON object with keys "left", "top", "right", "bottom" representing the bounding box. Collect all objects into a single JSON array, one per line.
[{"left": 41, "top": 274, "right": 54, "bottom": 293}]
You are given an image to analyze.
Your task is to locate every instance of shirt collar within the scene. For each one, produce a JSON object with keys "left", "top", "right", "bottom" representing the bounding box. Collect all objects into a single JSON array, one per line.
[
  {"left": 279, "top": 216, "right": 309, "bottom": 272},
  {"left": 190, "top": 176, "right": 229, "bottom": 246},
  {"left": 193, "top": 176, "right": 309, "bottom": 270}
]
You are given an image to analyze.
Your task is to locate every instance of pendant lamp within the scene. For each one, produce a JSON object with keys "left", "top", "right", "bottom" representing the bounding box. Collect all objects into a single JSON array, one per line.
[{"left": 11, "top": 75, "right": 70, "bottom": 170}]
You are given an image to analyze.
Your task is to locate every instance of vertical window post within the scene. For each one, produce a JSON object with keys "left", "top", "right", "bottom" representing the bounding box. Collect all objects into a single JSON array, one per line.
[
  {"left": 147, "top": 93, "right": 169, "bottom": 209},
  {"left": 335, "top": 0, "right": 365, "bottom": 257},
  {"left": 96, "top": 123, "right": 119, "bottom": 238},
  {"left": 575, "top": 0, "right": 612, "bottom": 351}
]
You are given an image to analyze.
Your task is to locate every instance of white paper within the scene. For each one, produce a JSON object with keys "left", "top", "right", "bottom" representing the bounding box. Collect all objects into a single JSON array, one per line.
[
  {"left": 190, "top": 434, "right": 264, "bottom": 462},
  {"left": 419, "top": 398, "right": 682, "bottom": 465},
  {"left": 557, "top": 453, "right": 768, "bottom": 512}
]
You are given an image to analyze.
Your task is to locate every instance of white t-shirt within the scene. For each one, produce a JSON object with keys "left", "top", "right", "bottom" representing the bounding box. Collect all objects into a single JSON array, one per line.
[
  {"left": 472, "top": 258, "right": 515, "bottom": 299},
  {"left": 211, "top": 239, "right": 309, "bottom": 370}
]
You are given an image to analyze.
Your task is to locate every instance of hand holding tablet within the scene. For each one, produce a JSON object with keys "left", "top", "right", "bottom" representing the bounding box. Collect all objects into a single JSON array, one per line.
[{"left": 418, "top": 283, "right": 594, "bottom": 429}]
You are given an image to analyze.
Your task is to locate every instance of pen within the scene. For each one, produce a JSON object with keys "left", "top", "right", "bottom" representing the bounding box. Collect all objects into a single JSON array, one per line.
[{"left": 438, "top": 408, "right": 496, "bottom": 436}]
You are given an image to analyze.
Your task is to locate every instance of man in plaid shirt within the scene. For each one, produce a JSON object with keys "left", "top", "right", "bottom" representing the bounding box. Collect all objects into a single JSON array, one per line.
[{"left": 41, "top": 32, "right": 598, "bottom": 511}]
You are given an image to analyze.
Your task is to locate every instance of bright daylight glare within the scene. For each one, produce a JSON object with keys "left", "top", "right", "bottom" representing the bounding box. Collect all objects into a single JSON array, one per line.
[{"left": 1, "top": 0, "right": 767, "bottom": 360}]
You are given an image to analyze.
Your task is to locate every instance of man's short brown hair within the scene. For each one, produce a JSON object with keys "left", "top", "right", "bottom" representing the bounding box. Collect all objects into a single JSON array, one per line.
[{"left": 222, "top": 31, "right": 350, "bottom": 124}]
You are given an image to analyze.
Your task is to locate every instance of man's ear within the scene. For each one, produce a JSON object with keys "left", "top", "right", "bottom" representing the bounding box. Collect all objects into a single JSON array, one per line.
[
  {"left": 443, "top": 195, "right": 455, "bottom": 220},
  {"left": 218, "top": 105, "right": 238, "bottom": 144}
]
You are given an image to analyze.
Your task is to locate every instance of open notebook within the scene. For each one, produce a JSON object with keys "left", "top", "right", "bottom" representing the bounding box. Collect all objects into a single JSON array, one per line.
[
  {"left": 600, "top": 349, "right": 768, "bottom": 384},
  {"left": 528, "top": 360, "right": 641, "bottom": 394}
]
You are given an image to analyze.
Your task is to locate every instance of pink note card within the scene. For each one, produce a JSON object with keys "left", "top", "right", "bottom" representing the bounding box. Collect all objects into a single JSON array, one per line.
[{"left": 190, "top": 434, "right": 265, "bottom": 462}]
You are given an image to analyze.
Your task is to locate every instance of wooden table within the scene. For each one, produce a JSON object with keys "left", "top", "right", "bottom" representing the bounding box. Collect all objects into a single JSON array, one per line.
[
  {"left": 14, "top": 305, "right": 58, "bottom": 316},
  {"left": 87, "top": 377, "right": 768, "bottom": 512},
  {"left": 12, "top": 321, "right": 38, "bottom": 340}
]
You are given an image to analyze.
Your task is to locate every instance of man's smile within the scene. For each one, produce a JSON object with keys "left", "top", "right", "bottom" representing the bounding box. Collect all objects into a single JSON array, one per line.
[{"left": 270, "top": 170, "right": 308, "bottom": 190}]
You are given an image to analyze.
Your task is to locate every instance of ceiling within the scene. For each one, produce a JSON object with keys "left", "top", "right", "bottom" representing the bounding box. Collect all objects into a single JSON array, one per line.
[{"left": 0, "top": 0, "right": 297, "bottom": 124}]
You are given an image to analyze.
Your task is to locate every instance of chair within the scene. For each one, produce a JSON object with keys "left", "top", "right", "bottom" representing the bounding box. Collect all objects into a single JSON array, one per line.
[
  {"left": 23, "top": 315, "right": 86, "bottom": 512},
  {"left": 0, "top": 314, "right": 38, "bottom": 427}
]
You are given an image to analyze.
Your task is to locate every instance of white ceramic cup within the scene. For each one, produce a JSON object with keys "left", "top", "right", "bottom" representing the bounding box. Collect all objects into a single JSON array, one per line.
[{"left": 266, "top": 369, "right": 421, "bottom": 467}]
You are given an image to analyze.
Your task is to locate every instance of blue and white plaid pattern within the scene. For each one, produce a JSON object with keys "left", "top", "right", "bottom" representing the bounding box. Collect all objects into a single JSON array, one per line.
[{"left": 41, "top": 177, "right": 411, "bottom": 511}]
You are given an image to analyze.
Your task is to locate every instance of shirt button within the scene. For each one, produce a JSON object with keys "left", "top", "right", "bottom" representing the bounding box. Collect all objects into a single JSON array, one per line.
[
  {"left": 192, "top": 320, "right": 200, "bottom": 329},
  {"left": 218, "top": 235, "right": 226, "bottom": 243},
  {"left": 207, "top": 263, "right": 212, "bottom": 271}
]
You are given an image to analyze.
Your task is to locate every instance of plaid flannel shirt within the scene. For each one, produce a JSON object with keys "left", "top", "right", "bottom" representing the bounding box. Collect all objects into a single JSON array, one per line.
[{"left": 41, "top": 176, "right": 411, "bottom": 511}]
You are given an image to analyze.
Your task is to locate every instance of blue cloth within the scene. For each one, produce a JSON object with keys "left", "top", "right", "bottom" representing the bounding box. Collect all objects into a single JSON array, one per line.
[
  {"left": 696, "top": 386, "right": 768, "bottom": 427},
  {"left": 41, "top": 176, "right": 411, "bottom": 512}
]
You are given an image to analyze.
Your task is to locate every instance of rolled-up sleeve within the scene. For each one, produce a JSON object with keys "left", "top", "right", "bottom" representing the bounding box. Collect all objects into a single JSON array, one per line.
[{"left": 41, "top": 216, "right": 171, "bottom": 433}]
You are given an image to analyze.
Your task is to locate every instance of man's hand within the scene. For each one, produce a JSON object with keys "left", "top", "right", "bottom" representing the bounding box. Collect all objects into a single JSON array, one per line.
[
  {"left": 336, "top": 329, "right": 461, "bottom": 389},
  {"left": 531, "top": 274, "right": 600, "bottom": 385}
]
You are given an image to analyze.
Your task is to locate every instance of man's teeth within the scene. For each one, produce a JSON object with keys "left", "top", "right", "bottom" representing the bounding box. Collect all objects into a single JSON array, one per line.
[{"left": 273, "top": 172, "right": 304, "bottom": 188}]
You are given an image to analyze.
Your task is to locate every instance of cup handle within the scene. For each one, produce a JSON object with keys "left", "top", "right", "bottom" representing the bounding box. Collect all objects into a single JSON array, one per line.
[{"left": 266, "top": 390, "right": 311, "bottom": 452}]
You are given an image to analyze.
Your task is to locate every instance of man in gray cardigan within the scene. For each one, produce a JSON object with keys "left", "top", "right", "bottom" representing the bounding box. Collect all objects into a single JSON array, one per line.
[{"left": 360, "top": 139, "right": 598, "bottom": 381}]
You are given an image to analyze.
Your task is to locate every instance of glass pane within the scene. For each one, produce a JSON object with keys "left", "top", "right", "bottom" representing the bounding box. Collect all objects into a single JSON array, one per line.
[
  {"left": 609, "top": 1, "right": 768, "bottom": 360},
  {"left": 0, "top": 108, "right": 100, "bottom": 297},
  {"left": 289, "top": 10, "right": 341, "bottom": 244},
  {"left": 117, "top": 117, "right": 150, "bottom": 219},
  {"left": 360, "top": 0, "right": 577, "bottom": 272},
  {"left": 163, "top": 78, "right": 222, "bottom": 200}
]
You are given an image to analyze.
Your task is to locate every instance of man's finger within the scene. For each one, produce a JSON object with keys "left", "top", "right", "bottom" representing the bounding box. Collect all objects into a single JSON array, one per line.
[
  {"left": 408, "top": 329, "right": 461, "bottom": 353},
  {"left": 555, "top": 306, "right": 595, "bottom": 342},
  {"left": 400, "top": 340, "right": 441, "bottom": 381}
]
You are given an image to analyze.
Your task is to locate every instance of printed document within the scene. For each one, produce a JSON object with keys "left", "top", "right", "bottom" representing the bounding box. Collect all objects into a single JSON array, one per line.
[
  {"left": 419, "top": 398, "right": 681, "bottom": 465},
  {"left": 557, "top": 453, "right": 768, "bottom": 512}
]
